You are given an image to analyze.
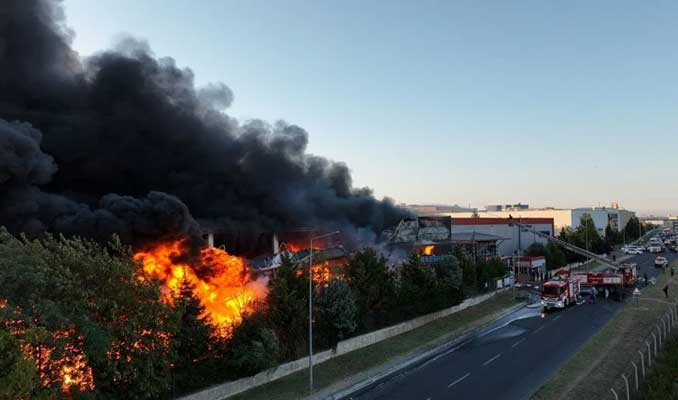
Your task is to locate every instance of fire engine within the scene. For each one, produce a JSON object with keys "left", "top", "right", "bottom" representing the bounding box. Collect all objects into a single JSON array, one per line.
[
  {"left": 572, "top": 263, "right": 638, "bottom": 289},
  {"left": 542, "top": 276, "right": 581, "bottom": 310},
  {"left": 507, "top": 217, "right": 640, "bottom": 309}
]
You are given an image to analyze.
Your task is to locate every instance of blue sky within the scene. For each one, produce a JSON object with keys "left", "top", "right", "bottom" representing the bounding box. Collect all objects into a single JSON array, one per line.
[{"left": 63, "top": 0, "right": 678, "bottom": 215}]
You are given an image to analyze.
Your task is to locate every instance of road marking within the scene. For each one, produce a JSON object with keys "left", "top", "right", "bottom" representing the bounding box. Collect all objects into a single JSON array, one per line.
[
  {"left": 482, "top": 354, "right": 501, "bottom": 366},
  {"left": 552, "top": 315, "right": 561, "bottom": 321},
  {"left": 447, "top": 373, "right": 470, "bottom": 388},
  {"left": 533, "top": 325, "right": 546, "bottom": 334},
  {"left": 511, "top": 338, "right": 526, "bottom": 348}
]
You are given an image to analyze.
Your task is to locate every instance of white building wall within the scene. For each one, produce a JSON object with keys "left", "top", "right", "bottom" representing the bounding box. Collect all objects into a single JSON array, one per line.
[{"left": 437, "top": 208, "right": 635, "bottom": 234}]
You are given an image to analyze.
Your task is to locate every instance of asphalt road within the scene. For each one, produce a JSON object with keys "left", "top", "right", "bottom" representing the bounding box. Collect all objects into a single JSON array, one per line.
[{"left": 355, "top": 250, "right": 677, "bottom": 400}]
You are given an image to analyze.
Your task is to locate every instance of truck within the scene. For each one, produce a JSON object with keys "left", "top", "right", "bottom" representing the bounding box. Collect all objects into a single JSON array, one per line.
[
  {"left": 571, "top": 263, "right": 638, "bottom": 289},
  {"left": 542, "top": 276, "right": 581, "bottom": 310}
]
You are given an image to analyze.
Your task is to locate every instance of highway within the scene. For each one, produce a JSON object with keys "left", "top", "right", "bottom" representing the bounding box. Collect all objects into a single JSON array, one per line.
[{"left": 355, "top": 250, "right": 677, "bottom": 400}]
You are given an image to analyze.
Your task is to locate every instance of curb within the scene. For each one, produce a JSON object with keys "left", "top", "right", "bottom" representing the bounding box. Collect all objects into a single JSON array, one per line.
[{"left": 321, "top": 301, "right": 527, "bottom": 400}]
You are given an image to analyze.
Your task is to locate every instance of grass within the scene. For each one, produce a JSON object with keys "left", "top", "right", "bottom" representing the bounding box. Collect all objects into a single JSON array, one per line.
[
  {"left": 230, "top": 291, "right": 522, "bottom": 400},
  {"left": 640, "top": 334, "right": 678, "bottom": 399},
  {"left": 532, "top": 260, "right": 678, "bottom": 400}
]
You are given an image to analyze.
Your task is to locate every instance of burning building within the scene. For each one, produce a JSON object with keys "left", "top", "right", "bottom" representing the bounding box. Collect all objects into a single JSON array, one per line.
[
  {"left": 385, "top": 216, "right": 554, "bottom": 260},
  {"left": 386, "top": 216, "right": 506, "bottom": 261}
]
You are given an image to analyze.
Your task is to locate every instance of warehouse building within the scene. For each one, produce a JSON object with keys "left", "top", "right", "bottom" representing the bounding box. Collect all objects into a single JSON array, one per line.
[{"left": 385, "top": 216, "right": 554, "bottom": 258}]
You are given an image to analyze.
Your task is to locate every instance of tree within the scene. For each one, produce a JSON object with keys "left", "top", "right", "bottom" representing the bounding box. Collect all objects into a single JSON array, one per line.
[
  {"left": 545, "top": 242, "right": 566, "bottom": 270},
  {"left": 525, "top": 243, "right": 547, "bottom": 257},
  {"left": 397, "top": 252, "right": 437, "bottom": 318},
  {"left": 624, "top": 216, "right": 644, "bottom": 241},
  {"left": 0, "top": 229, "right": 177, "bottom": 399},
  {"left": 172, "top": 279, "right": 219, "bottom": 395},
  {"left": 344, "top": 248, "right": 398, "bottom": 331},
  {"left": 224, "top": 313, "right": 279, "bottom": 378},
  {"left": 265, "top": 254, "right": 309, "bottom": 360},
  {"left": 315, "top": 279, "right": 357, "bottom": 348},
  {"left": 430, "top": 255, "right": 464, "bottom": 309},
  {"left": 453, "top": 247, "right": 479, "bottom": 292},
  {"left": 0, "top": 326, "right": 49, "bottom": 400}
]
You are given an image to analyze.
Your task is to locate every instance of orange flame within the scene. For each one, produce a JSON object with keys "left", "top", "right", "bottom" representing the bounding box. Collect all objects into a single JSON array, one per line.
[
  {"left": 134, "top": 240, "right": 267, "bottom": 335},
  {"left": 295, "top": 261, "right": 332, "bottom": 287},
  {"left": 423, "top": 245, "right": 435, "bottom": 256},
  {"left": 18, "top": 328, "right": 95, "bottom": 394}
]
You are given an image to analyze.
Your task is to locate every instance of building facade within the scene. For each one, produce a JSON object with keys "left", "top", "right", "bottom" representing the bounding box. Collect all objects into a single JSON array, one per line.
[
  {"left": 424, "top": 206, "right": 635, "bottom": 235},
  {"left": 386, "top": 216, "right": 555, "bottom": 258}
]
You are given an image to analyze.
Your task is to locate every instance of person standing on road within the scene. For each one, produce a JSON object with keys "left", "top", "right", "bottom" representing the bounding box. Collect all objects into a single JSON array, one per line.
[
  {"left": 591, "top": 286, "right": 597, "bottom": 304},
  {"left": 644, "top": 273, "right": 649, "bottom": 286}
]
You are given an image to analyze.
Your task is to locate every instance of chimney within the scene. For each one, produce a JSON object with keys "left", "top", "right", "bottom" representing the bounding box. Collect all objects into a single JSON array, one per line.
[
  {"left": 207, "top": 232, "right": 214, "bottom": 248},
  {"left": 273, "top": 234, "right": 279, "bottom": 254}
]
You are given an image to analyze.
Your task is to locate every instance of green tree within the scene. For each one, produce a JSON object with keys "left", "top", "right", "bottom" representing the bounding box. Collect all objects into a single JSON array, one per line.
[
  {"left": 545, "top": 241, "right": 566, "bottom": 270},
  {"left": 0, "top": 229, "right": 177, "bottom": 399},
  {"left": 315, "top": 279, "right": 357, "bottom": 348},
  {"left": 397, "top": 252, "right": 436, "bottom": 318},
  {"left": 0, "top": 326, "right": 49, "bottom": 400},
  {"left": 454, "top": 247, "right": 476, "bottom": 290},
  {"left": 344, "top": 248, "right": 398, "bottom": 331},
  {"left": 172, "top": 279, "right": 219, "bottom": 395},
  {"left": 525, "top": 243, "right": 547, "bottom": 257},
  {"left": 224, "top": 313, "right": 279, "bottom": 378},
  {"left": 265, "top": 255, "right": 309, "bottom": 360},
  {"left": 430, "top": 255, "right": 464, "bottom": 309},
  {"left": 624, "top": 216, "right": 644, "bottom": 241}
]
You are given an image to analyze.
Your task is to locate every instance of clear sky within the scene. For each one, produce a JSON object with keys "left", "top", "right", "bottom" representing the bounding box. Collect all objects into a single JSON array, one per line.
[{"left": 63, "top": 0, "right": 678, "bottom": 216}]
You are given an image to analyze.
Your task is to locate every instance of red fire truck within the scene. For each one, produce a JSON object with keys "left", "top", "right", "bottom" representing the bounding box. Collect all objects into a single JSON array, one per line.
[
  {"left": 572, "top": 263, "right": 638, "bottom": 290},
  {"left": 542, "top": 276, "right": 581, "bottom": 310}
]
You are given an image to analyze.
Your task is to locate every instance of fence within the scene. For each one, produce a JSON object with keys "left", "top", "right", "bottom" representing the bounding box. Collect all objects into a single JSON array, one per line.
[{"left": 607, "top": 300, "right": 678, "bottom": 400}]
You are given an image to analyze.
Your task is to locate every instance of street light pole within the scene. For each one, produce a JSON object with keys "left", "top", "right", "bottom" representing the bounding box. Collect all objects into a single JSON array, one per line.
[{"left": 308, "top": 230, "right": 340, "bottom": 395}]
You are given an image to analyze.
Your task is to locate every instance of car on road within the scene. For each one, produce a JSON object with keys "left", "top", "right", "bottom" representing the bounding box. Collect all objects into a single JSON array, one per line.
[
  {"left": 624, "top": 247, "right": 643, "bottom": 255},
  {"left": 648, "top": 245, "right": 663, "bottom": 253},
  {"left": 655, "top": 256, "right": 668, "bottom": 268}
]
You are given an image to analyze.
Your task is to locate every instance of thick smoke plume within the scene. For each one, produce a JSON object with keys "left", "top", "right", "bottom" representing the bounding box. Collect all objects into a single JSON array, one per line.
[{"left": 0, "top": 0, "right": 407, "bottom": 248}]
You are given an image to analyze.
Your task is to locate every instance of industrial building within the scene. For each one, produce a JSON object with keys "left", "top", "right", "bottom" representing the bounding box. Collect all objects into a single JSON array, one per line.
[
  {"left": 386, "top": 216, "right": 555, "bottom": 258},
  {"left": 417, "top": 204, "right": 635, "bottom": 236}
]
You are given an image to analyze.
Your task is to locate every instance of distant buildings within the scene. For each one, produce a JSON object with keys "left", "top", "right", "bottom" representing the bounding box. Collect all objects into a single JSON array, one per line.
[{"left": 410, "top": 203, "right": 635, "bottom": 236}]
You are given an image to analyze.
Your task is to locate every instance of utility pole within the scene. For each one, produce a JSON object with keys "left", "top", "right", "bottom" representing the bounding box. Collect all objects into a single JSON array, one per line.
[{"left": 308, "top": 230, "right": 340, "bottom": 396}]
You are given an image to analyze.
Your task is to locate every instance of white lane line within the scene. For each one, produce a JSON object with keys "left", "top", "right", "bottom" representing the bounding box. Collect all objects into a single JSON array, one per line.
[
  {"left": 447, "top": 373, "right": 470, "bottom": 388},
  {"left": 533, "top": 325, "right": 546, "bottom": 334},
  {"left": 552, "top": 315, "right": 562, "bottom": 322},
  {"left": 482, "top": 353, "right": 502, "bottom": 366},
  {"left": 511, "top": 338, "right": 526, "bottom": 348}
]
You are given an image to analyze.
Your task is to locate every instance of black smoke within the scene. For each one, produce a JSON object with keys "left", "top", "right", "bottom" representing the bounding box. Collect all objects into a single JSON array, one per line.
[{"left": 0, "top": 0, "right": 407, "bottom": 248}]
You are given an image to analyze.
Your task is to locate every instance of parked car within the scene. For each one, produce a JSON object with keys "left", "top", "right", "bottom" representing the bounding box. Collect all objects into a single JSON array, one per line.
[{"left": 655, "top": 256, "right": 668, "bottom": 268}]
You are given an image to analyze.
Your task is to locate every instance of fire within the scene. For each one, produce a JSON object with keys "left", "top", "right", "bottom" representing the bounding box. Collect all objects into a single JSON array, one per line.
[
  {"left": 295, "top": 261, "right": 332, "bottom": 286},
  {"left": 134, "top": 240, "right": 267, "bottom": 335},
  {"left": 283, "top": 242, "right": 322, "bottom": 253},
  {"left": 17, "top": 328, "right": 95, "bottom": 394},
  {"left": 423, "top": 245, "right": 435, "bottom": 256}
]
